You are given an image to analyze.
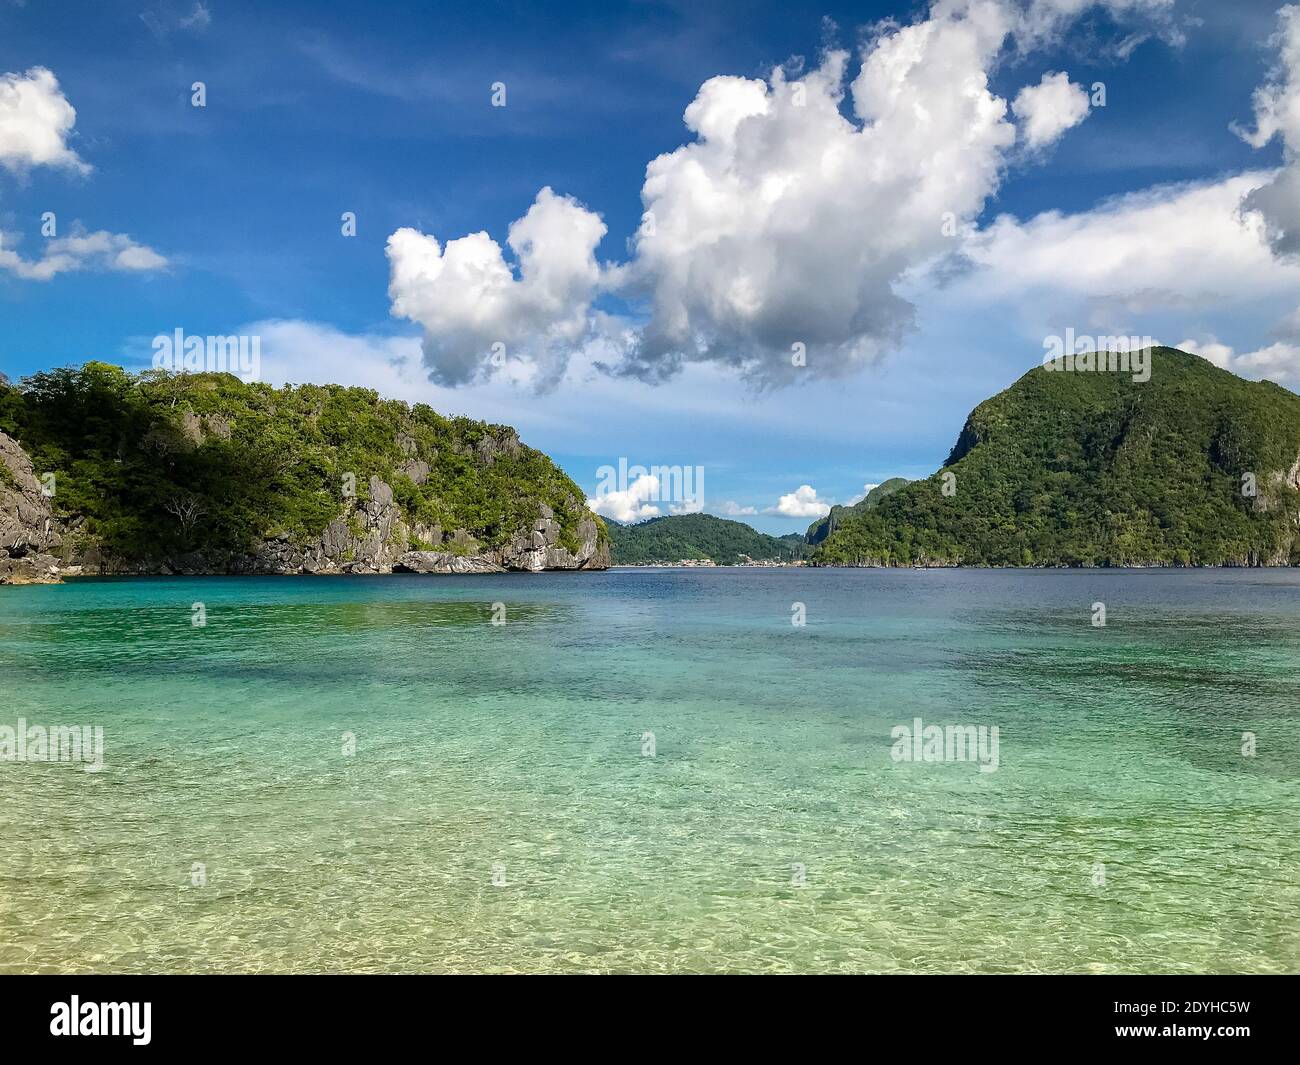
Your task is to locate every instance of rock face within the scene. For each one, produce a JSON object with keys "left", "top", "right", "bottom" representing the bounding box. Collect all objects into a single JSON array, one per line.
[
  {"left": 394, "top": 552, "right": 504, "bottom": 574},
  {"left": 0, "top": 431, "right": 63, "bottom": 584},
  {"left": 1, "top": 430, "right": 609, "bottom": 581},
  {"left": 500, "top": 502, "right": 607, "bottom": 572},
  {"left": 232, "top": 481, "right": 608, "bottom": 576}
]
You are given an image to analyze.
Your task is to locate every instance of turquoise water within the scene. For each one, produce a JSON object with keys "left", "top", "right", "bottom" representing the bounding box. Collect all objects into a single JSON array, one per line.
[{"left": 0, "top": 568, "right": 1296, "bottom": 974}]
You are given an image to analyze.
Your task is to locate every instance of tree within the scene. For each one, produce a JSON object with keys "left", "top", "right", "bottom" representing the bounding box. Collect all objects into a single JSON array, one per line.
[{"left": 164, "top": 492, "right": 208, "bottom": 539}]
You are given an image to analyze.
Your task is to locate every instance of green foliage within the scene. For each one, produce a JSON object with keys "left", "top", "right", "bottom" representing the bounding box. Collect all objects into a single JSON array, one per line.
[
  {"left": 0, "top": 365, "right": 596, "bottom": 565},
  {"left": 805, "top": 477, "right": 910, "bottom": 545},
  {"left": 814, "top": 349, "right": 1300, "bottom": 567},
  {"left": 609, "top": 513, "right": 812, "bottom": 565}
]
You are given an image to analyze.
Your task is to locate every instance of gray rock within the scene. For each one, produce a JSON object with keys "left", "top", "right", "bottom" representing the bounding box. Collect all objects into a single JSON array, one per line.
[
  {"left": 1, "top": 430, "right": 63, "bottom": 584},
  {"left": 398, "top": 458, "right": 430, "bottom": 485},
  {"left": 394, "top": 551, "right": 503, "bottom": 574}
]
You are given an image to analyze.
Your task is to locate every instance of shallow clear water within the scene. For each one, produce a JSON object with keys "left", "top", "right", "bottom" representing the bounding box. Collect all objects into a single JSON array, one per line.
[{"left": 0, "top": 568, "right": 1296, "bottom": 973}]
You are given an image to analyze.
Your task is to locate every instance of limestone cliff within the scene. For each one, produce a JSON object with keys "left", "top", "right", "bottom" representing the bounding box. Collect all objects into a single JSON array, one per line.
[
  {"left": 0, "top": 365, "right": 610, "bottom": 581},
  {"left": 0, "top": 431, "right": 62, "bottom": 584}
]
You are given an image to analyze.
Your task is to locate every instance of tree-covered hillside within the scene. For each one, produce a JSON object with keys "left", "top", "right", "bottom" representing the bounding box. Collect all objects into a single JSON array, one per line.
[
  {"left": 805, "top": 477, "right": 910, "bottom": 544},
  {"left": 609, "top": 513, "right": 811, "bottom": 564},
  {"left": 813, "top": 348, "right": 1300, "bottom": 567},
  {"left": 0, "top": 363, "right": 606, "bottom": 570}
]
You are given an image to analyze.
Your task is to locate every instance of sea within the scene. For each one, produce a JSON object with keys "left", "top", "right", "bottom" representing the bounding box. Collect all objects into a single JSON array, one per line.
[{"left": 0, "top": 567, "right": 1295, "bottom": 973}]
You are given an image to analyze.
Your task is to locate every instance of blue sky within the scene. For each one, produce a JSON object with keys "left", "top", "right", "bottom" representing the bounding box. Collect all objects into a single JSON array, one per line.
[{"left": 2, "top": 0, "right": 1299, "bottom": 532}]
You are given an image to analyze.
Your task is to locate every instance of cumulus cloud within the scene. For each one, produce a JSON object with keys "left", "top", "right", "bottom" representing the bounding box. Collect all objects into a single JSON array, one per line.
[
  {"left": 1236, "top": 6, "right": 1300, "bottom": 258},
  {"left": 0, "top": 228, "right": 168, "bottom": 280},
  {"left": 587, "top": 474, "right": 662, "bottom": 523},
  {"left": 384, "top": 0, "right": 1185, "bottom": 391},
  {"left": 962, "top": 173, "right": 1300, "bottom": 307},
  {"left": 1012, "top": 72, "right": 1091, "bottom": 149},
  {"left": 386, "top": 186, "right": 606, "bottom": 389},
  {"left": 715, "top": 500, "right": 758, "bottom": 516},
  {"left": 942, "top": 170, "right": 1300, "bottom": 376},
  {"left": 769, "top": 484, "right": 831, "bottom": 518},
  {"left": 615, "top": 3, "right": 1017, "bottom": 387},
  {"left": 0, "top": 67, "right": 169, "bottom": 282},
  {"left": 1177, "top": 335, "right": 1300, "bottom": 387},
  {"left": 0, "top": 67, "right": 90, "bottom": 175},
  {"left": 846, "top": 482, "right": 881, "bottom": 505}
]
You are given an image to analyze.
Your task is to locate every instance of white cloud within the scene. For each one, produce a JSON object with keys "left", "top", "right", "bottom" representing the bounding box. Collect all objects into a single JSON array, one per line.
[
  {"left": 1236, "top": 5, "right": 1300, "bottom": 258},
  {"left": 0, "top": 68, "right": 171, "bottom": 285},
  {"left": 386, "top": 186, "right": 606, "bottom": 388},
  {"left": 1174, "top": 337, "right": 1235, "bottom": 368},
  {"left": 1012, "top": 71, "right": 1090, "bottom": 149},
  {"left": 616, "top": 3, "right": 1016, "bottom": 386},
  {"left": 960, "top": 173, "right": 1300, "bottom": 307},
  {"left": 992, "top": 0, "right": 1181, "bottom": 48},
  {"left": 587, "top": 474, "right": 662, "bottom": 523},
  {"left": 669, "top": 497, "right": 705, "bottom": 515},
  {"left": 769, "top": 484, "right": 831, "bottom": 518},
  {"left": 0, "top": 67, "right": 90, "bottom": 175},
  {"left": 1178, "top": 336, "right": 1300, "bottom": 387},
  {"left": 715, "top": 500, "right": 758, "bottom": 516},
  {"left": 0, "top": 228, "right": 168, "bottom": 280},
  {"left": 112, "top": 242, "right": 169, "bottom": 271},
  {"left": 934, "top": 169, "right": 1300, "bottom": 381},
  {"left": 846, "top": 482, "right": 881, "bottom": 505},
  {"left": 385, "top": 0, "right": 1178, "bottom": 391},
  {"left": 179, "top": 2, "right": 212, "bottom": 31}
]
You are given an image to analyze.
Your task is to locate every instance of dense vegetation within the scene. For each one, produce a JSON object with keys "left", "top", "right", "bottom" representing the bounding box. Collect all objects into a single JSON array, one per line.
[
  {"left": 0, "top": 363, "right": 602, "bottom": 564},
  {"left": 805, "top": 477, "right": 910, "bottom": 544},
  {"left": 814, "top": 348, "right": 1300, "bottom": 567},
  {"left": 609, "top": 513, "right": 811, "bottom": 564}
]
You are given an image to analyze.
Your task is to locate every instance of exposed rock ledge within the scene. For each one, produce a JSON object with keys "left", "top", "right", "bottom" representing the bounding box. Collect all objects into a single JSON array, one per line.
[{"left": 0, "top": 431, "right": 62, "bottom": 584}]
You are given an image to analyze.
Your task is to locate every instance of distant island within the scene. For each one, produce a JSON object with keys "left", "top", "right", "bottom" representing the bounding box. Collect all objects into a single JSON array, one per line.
[
  {"left": 811, "top": 348, "right": 1300, "bottom": 567},
  {"left": 607, "top": 512, "right": 811, "bottom": 566},
  {"left": 0, "top": 363, "right": 608, "bottom": 583}
]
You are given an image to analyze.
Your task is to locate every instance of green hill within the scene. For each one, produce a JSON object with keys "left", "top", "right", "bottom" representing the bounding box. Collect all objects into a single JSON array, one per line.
[
  {"left": 609, "top": 513, "right": 810, "bottom": 565},
  {"left": 813, "top": 348, "right": 1300, "bottom": 567},
  {"left": 0, "top": 363, "right": 608, "bottom": 575},
  {"left": 805, "top": 477, "right": 910, "bottom": 544}
]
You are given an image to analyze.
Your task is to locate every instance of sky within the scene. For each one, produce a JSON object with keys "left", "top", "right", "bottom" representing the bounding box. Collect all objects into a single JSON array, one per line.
[{"left": 2, "top": 0, "right": 1299, "bottom": 532}]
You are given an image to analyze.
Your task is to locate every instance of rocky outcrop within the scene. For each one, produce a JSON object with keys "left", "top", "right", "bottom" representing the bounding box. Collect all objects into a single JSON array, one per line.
[
  {"left": 44, "top": 467, "right": 607, "bottom": 579},
  {"left": 0, "top": 431, "right": 63, "bottom": 584},
  {"left": 1, "top": 418, "right": 609, "bottom": 580},
  {"left": 394, "top": 552, "right": 504, "bottom": 574},
  {"left": 3, "top": 369, "right": 611, "bottom": 582},
  {"left": 501, "top": 503, "right": 607, "bottom": 572}
]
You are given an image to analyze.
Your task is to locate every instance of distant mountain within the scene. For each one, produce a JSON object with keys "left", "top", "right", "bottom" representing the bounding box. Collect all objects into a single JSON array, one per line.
[
  {"left": 813, "top": 348, "right": 1300, "bottom": 567},
  {"left": 609, "top": 513, "right": 811, "bottom": 565},
  {"left": 805, "top": 477, "right": 910, "bottom": 544}
]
